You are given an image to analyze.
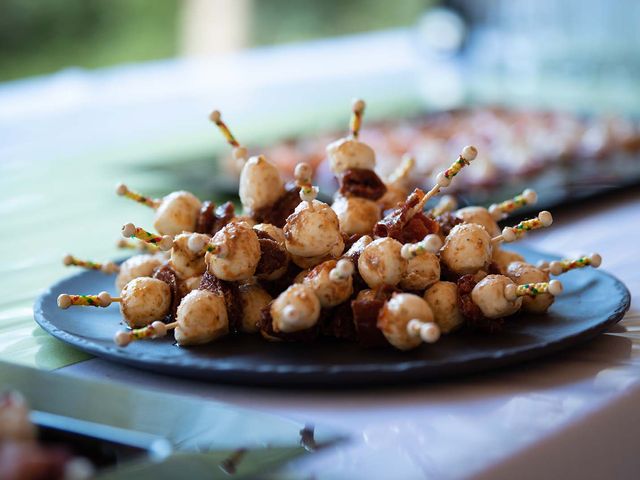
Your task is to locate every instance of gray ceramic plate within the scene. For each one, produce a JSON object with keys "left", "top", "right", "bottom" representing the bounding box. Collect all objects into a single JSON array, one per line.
[{"left": 34, "top": 246, "right": 630, "bottom": 386}]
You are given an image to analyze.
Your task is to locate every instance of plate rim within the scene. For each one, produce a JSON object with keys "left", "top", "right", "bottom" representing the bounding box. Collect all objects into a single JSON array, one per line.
[{"left": 33, "top": 248, "right": 631, "bottom": 386}]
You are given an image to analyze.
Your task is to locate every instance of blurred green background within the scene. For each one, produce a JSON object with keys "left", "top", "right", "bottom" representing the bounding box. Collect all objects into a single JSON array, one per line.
[{"left": 0, "top": 0, "right": 430, "bottom": 82}]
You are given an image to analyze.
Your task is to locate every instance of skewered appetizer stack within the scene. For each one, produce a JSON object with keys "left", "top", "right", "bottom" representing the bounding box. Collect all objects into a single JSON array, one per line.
[{"left": 57, "top": 100, "right": 604, "bottom": 352}]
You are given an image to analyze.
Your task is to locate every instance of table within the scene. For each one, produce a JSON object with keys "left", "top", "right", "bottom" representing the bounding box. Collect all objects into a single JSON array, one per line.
[
  {"left": 60, "top": 188, "right": 640, "bottom": 479},
  {"left": 2, "top": 29, "right": 639, "bottom": 479}
]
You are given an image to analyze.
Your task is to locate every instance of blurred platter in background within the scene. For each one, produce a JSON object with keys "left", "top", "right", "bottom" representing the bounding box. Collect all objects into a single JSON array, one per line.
[{"left": 216, "top": 107, "right": 640, "bottom": 213}]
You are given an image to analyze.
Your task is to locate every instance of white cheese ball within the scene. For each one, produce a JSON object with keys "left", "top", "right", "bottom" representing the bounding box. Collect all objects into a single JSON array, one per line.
[
  {"left": 355, "top": 288, "right": 376, "bottom": 302},
  {"left": 175, "top": 289, "right": 228, "bottom": 346},
  {"left": 120, "top": 277, "right": 171, "bottom": 328},
  {"left": 492, "top": 247, "right": 526, "bottom": 275},
  {"left": 506, "top": 261, "right": 554, "bottom": 314},
  {"left": 423, "top": 281, "right": 464, "bottom": 333},
  {"left": 303, "top": 260, "right": 353, "bottom": 308},
  {"left": 153, "top": 191, "right": 201, "bottom": 236},
  {"left": 471, "top": 274, "right": 522, "bottom": 319},
  {"left": 455, "top": 206, "right": 501, "bottom": 237},
  {"left": 115, "top": 254, "right": 165, "bottom": 292},
  {"left": 290, "top": 233, "right": 344, "bottom": 269},
  {"left": 238, "top": 283, "right": 272, "bottom": 334},
  {"left": 326, "top": 138, "right": 376, "bottom": 174},
  {"left": 358, "top": 237, "right": 407, "bottom": 288},
  {"left": 399, "top": 252, "right": 441, "bottom": 291},
  {"left": 271, "top": 283, "right": 321, "bottom": 333},
  {"left": 441, "top": 223, "right": 492, "bottom": 276},
  {"left": 345, "top": 234, "right": 373, "bottom": 257},
  {"left": 284, "top": 199, "right": 341, "bottom": 258},
  {"left": 170, "top": 233, "right": 208, "bottom": 279},
  {"left": 331, "top": 195, "right": 381, "bottom": 236},
  {"left": 239, "top": 155, "right": 285, "bottom": 214},
  {"left": 253, "top": 223, "right": 286, "bottom": 246},
  {"left": 206, "top": 222, "right": 261, "bottom": 281},
  {"left": 233, "top": 215, "right": 256, "bottom": 228},
  {"left": 378, "top": 293, "right": 434, "bottom": 350}
]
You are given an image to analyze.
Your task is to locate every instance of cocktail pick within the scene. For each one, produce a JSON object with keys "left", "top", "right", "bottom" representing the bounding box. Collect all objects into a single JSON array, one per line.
[
  {"left": 538, "top": 253, "right": 602, "bottom": 276},
  {"left": 63, "top": 254, "right": 119, "bottom": 274},
  {"left": 489, "top": 189, "right": 538, "bottom": 220},
  {"left": 116, "top": 238, "right": 160, "bottom": 253},
  {"left": 492, "top": 211, "right": 553, "bottom": 245},
  {"left": 388, "top": 154, "right": 415, "bottom": 184},
  {"left": 329, "top": 259, "right": 355, "bottom": 282},
  {"left": 400, "top": 234, "right": 443, "bottom": 259},
  {"left": 429, "top": 195, "right": 458, "bottom": 217},
  {"left": 115, "top": 183, "right": 161, "bottom": 209},
  {"left": 294, "top": 162, "right": 318, "bottom": 203},
  {"left": 416, "top": 145, "right": 478, "bottom": 212},
  {"left": 121, "top": 223, "right": 173, "bottom": 251},
  {"left": 57, "top": 292, "right": 118, "bottom": 309},
  {"left": 209, "top": 110, "right": 248, "bottom": 161},
  {"left": 406, "top": 318, "right": 441, "bottom": 344},
  {"left": 114, "top": 321, "right": 177, "bottom": 347},
  {"left": 349, "top": 98, "right": 366, "bottom": 139},
  {"left": 504, "top": 280, "right": 563, "bottom": 301}
]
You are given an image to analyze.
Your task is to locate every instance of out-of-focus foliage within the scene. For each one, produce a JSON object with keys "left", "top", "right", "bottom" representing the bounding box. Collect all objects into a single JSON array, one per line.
[
  {"left": 0, "top": 0, "right": 179, "bottom": 81},
  {"left": 0, "top": 0, "right": 432, "bottom": 82},
  {"left": 251, "top": 0, "right": 432, "bottom": 44}
]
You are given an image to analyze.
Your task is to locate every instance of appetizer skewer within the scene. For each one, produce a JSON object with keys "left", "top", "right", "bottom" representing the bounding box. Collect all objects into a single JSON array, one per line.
[
  {"left": 210, "top": 110, "right": 301, "bottom": 227},
  {"left": 328, "top": 99, "right": 387, "bottom": 236},
  {"left": 116, "top": 183, "right": 202, "bottom": 236},
  {"left": 537, "top": 253, "right": 602, "bottom": 275},
  {"left": 63, "top": 254, "right": 118, "bottom": 274}
]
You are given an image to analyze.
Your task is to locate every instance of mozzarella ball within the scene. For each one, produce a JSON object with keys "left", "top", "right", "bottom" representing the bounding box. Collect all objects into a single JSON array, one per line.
[
  {"left": 326, "top": 138, "right": 376, "bottom": 174},
  {"left": 455, "top": 206, "right": 501, "bottom": 237},
  {"left": 358, "top": 237, "right": 407, "bottom": 288},
  {"left": 332, "top": 195, "right": 381, "bottom": 236},
  {"left": 115, "top": 254, "right": 164, "bottom": 292},
  {"left": 492, "top": 247, "right": 526, "bottom": 275},
  {"left": 178, "top": 275, "right": 202, "bottom": 298},
  {"left": 206, "top": 222, "right": 261, "bottom": 281},
  {"left": 291, "top": 233, "right": 344, "bottom": 269},
  {"left": 170, "top": 233, "right": 208, "bottom": 279},
  {"left": 233, "top": 215, "right": 256, "bottom": 228},
  {"left": 284, "top": 199, "right": 341, "bottom": 257},
  {"left": 153, "top": 191, "right": 201, "bottom": 236},
  {"left": 175, "top": 290, "right": 228, "bottom": 346},
  {"left": 239, "top": 155, "right": 285, "bottom": 214},
  {"left": 378, "top": 293, "right": 434, "bottom": 350},
  {"left": 253, "top": 223, "right": 286, "bottom": 245},
  {"left": 471, "top": 274, "right": 522, "bottom": 319},
  {"left": 120, "top": 277, "right": 171, "bottom": 328},
  {"left": 355, "top": 288, "right": 376, "bottom": 302},
  {"left": 238, "top": 283, "right": 272, "bottom": 333},
  {"left": 303, "top": 260, "right": 353, "bottom": 308},
  {"left": 400, "top": 252, "right": 440, "bottom": 291},
  {"left": 506, "top": 261, "right": 554, "bottom": 314},
  {"left": 271, "top": 283, "right": 321, "bottom": 333},
  {"left": 345, "top": 234, "right": 373, "bottom": 257},
  {"left": 440, "top": 223, "right": 492, "bottom": 276},
  {"left": 423, "top": 281, "right": 464, "bottom": 333}
]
